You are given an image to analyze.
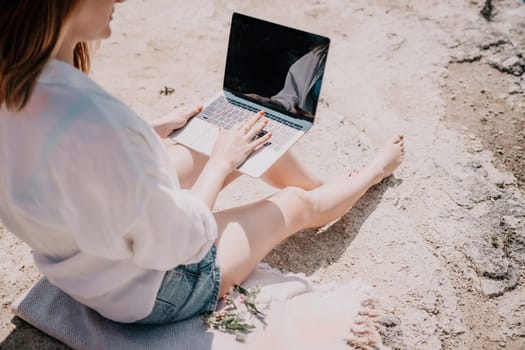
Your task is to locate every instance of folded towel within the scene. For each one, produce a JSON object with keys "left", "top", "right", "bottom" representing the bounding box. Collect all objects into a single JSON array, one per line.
[{"left": 11, "top": 264, "right": 387, "bottom": 349}]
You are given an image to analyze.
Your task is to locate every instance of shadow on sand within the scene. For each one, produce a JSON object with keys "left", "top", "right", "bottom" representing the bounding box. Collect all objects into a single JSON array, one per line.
[
  {"left": 264, "top": 176, "right": 402, "bottom": 275},
  {"left": 0, "top": 316, "right": 70, "bottom": 350}
]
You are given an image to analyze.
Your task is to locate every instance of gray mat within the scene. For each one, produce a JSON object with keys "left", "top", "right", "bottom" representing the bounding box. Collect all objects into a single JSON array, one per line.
[{"left": 12, "top": 278, "right": 214, "bottom": 350}]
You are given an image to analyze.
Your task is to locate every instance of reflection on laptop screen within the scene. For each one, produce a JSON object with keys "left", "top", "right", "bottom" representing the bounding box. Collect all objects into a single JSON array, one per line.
[{"left": 224, "top": 13, "right": 330, "bottom": 121}]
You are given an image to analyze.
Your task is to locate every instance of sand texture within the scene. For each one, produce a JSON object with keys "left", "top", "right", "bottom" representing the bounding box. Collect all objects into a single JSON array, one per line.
[{"left": 1, "top": 1, "right": 524, "bottom": 349}]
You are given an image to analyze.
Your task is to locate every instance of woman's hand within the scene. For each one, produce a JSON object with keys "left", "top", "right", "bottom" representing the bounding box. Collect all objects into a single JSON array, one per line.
[
  {"left": 209, "top": 111, "right": 272, "bottom": 173},
  {"left": 150, "top": 106, "right": 203, "bottom": 138},
  {"left": 190, "top": 111, "right": 272, "bottom": 209}
]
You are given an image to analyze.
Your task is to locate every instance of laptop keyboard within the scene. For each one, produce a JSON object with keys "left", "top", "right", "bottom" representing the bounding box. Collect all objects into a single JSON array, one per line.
[{"left": 197, "top": 95, "right": 302, "bottom": 151}]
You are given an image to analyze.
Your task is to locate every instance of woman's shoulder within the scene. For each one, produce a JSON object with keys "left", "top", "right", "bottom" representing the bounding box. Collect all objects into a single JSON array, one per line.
[{"left": 37, "top": 59, "right": 151, "bottom": 136}]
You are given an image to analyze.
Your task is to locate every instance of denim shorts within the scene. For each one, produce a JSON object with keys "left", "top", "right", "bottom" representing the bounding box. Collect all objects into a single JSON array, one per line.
[{"left": 135, "top": 245, "right": 221, "bottom": 325}]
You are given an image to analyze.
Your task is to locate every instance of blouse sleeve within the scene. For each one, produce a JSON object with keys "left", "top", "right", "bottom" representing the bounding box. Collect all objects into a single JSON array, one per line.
[
  {"left": 52, "top": 100, "right": 217, "bottom": 271},
  {"left": 271, "top": 67, "right": 299, "bottom": 112}
]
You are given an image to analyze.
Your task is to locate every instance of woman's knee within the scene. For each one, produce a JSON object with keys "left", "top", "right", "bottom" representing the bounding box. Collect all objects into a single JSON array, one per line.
[
  {"left": 272, "top": 186, "right": 317, "bottom": 228},
  {"left": 167, "top": 144, "right": 207, "bottom": 188}
]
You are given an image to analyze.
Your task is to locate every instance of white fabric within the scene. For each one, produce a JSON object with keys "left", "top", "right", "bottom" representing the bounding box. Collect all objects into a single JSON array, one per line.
[
  {"left": 271, "top": 49, "right": 325, "bottom": 113},
  {"left": 11, "top": 264, "right": 387, "bottom": 350},
  {"left": 0, "top": 59, "right": 217, "bottom": 322}
]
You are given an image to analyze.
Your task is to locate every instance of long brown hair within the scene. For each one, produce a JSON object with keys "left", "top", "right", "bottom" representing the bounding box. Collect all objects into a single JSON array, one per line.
[{"left": 0, "top": 0, "right": 90, "bottom": 111}]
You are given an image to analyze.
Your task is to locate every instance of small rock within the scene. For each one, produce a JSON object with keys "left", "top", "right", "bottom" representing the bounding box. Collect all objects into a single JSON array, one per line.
[
  {"left": 480, "top": 0, "right": 494, "bottom": 21},
  {"left": 491, "top": 173, "right": 516, "bottom": 188},
  {"left": 449, "top": 50, "right": 482, "bottom": 64},
  {"left": 500, "top": 216, "right": 523, "bottom": 230},
  {"left": 377, "top": 315, "right": 406, "bottom": 350},
  {"left": 479, "top": 39, "right": 508, "bottom": 50},
  {"left": 470, "top": 161, "right": 483, "bottom": 169},
  {"left": 479, "top": 266, "right": 520, "bottom": 298},
  {"left": 489, "top": 54, "right": 525, "bottom": 77}
]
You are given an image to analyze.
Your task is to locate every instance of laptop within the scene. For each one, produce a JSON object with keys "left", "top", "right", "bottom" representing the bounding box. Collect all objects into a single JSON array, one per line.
[{"left": 170, "top": 12, "right": 330, "bottom": 177}]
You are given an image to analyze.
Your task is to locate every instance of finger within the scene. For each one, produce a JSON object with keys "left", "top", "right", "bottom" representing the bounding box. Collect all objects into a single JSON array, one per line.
[
  {"left": 234, "top": 119, "right": 246, "bottom": 132},
  {"left": 242, "top": 111, "right": 265, "bottom": 133},
  {"left": 234, "top": 111, "right": 263, "bottom": 134},
  {"left": 252, "top": 131, "right": 272, "bottom": 150},
  {"left": 185, "top": 105, "right": 203, "bottom": 119},
  {"left": 245, "top": 118, "right": 268, "bottom": 140},
  {"left": 358, "top": 309, "right": 379, "bottom": 317},
  {"left": 394, "top": 134, "right": 404, "bottom": 144}
]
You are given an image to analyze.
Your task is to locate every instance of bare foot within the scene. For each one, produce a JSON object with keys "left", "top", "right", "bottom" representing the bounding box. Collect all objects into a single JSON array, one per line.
[{"left": 366, "top": 135, "right": 405, "bottom": 184}]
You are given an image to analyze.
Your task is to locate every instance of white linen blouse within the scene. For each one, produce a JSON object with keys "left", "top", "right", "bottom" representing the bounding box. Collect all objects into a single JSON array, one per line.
[{"left": 0, "top": 59, "right": 218, "bottom": 322}]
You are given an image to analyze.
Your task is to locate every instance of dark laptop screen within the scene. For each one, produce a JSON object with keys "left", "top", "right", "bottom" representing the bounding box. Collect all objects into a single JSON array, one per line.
[{"left": 224, "top": 13, "right": 330, "bottom": 121}]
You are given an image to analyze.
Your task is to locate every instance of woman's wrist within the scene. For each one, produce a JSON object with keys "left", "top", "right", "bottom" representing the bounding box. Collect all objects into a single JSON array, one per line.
[
  {"left": 150, "top": 119, "right": 172, "bottom": 139},
  {"left": 190, "top": 159, "right": 231, "bottom": 210},
  {"left": 204, "top": 158, "right": 233, "bottom": 178}
]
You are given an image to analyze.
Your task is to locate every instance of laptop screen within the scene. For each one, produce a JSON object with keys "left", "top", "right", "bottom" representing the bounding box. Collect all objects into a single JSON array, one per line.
[{"left": 224, "top": 13, "right": 330, "bottom": 122}]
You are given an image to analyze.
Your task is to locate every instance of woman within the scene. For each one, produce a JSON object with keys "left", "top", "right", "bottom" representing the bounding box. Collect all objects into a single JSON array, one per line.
[
  {"left": 246, "top": 42, "right": 328, "bottom": 119},
  {"left": 0, "top": 0, "right": 405, "bottom": 325}
]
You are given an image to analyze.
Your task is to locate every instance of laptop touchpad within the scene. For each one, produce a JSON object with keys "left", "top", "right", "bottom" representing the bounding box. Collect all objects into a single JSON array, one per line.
[
  {"left": 192, "top": 125, "right": 218, "bottom": 155},
  {"left": 170, "top": 117, "right": 212, "bottom": 147}
]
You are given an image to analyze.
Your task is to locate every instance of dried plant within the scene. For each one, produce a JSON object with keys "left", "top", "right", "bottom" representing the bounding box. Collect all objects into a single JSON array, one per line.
[{"left": 202, "top": 284, "right": 266, "bottom": 342}]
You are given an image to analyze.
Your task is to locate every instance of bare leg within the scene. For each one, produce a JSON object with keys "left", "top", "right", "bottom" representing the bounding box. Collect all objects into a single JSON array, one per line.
[
  {"left": 166, "top": 143, "right": 241, "bottom": 189},
  {"left": 215, "top": 135, "right": 405, "bottom": 296},
  {"left": 260, "top": 151, "right": 324, "bottom": 190},
  {"left": 166, "top": 143, "right": 323, "bottom": 190}
]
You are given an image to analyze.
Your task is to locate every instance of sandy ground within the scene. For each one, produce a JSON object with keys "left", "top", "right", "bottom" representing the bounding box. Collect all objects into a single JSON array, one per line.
[{"left": 1, "top": 1, "right": 524, "bottom": 349}]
